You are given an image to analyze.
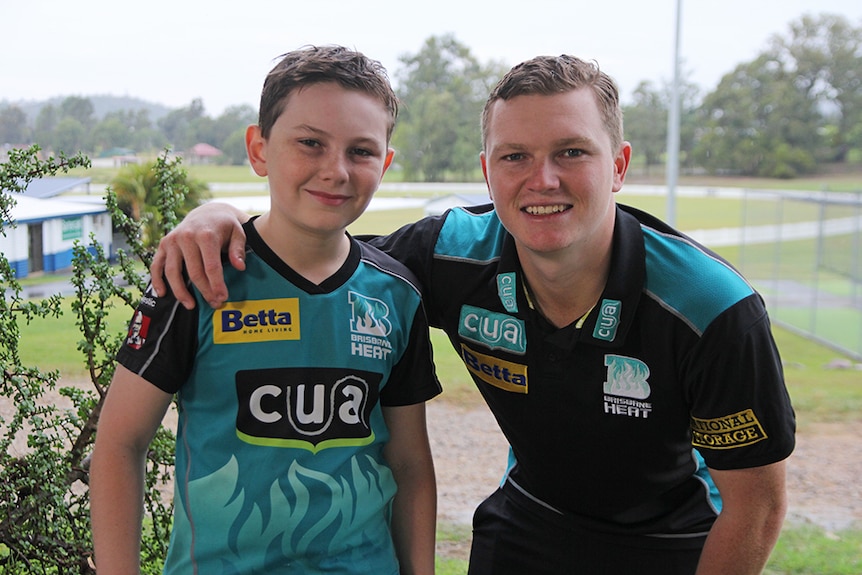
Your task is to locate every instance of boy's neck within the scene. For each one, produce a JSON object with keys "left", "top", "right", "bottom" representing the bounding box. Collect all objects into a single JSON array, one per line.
[{"left": 253, "top": 214, "right": 351, "bottom": 285}]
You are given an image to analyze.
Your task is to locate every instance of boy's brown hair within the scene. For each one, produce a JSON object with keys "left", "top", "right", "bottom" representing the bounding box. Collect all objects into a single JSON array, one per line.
[{"left": 258, "top": 45, "right": 399, "bottom": 141}]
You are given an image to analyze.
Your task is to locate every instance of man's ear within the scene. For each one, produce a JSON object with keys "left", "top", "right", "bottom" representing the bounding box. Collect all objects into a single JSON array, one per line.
[
  {"left": 246, "top": 125, "right": 267, "bottom": 177},
  {"left": 480, "top": 151, "right": 492, "bottom": 200},
  {"left": 612, "top": 141, "right": 632, "bottom": 193}
]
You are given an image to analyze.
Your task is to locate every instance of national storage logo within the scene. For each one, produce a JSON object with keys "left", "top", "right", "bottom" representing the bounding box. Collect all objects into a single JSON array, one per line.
[
  {"left": 690, "top": 409, "right": 768, "bottom": 450},
  {"left": 214, "top": 298, "right": 300, "bottom": 344}
]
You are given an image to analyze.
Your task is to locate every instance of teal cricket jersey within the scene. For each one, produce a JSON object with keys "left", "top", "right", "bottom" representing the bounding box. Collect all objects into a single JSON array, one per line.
[{"left": 117, "top": 220, "right": 440, "bottom": 574}]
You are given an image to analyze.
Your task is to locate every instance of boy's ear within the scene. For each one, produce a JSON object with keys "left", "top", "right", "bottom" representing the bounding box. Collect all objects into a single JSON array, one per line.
[
  {"left": 382, "top": 148, "right": 395, "bottom": 175},
  {"left": 246, "top": 125, "right": 267, "bottom": 177}
]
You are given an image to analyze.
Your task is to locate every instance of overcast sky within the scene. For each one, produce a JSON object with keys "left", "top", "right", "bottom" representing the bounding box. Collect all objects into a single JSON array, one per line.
[{"left": 2, "top": 0, "right": 860, "bottom": 116}]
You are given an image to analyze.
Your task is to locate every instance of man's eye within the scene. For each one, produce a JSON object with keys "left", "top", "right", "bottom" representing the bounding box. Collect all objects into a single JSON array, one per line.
[
  {"left": 564, "top": 149, "right": 584, "bottom": 157},
  {"left": 502, "top": 153, "right": 525, "bottom": 161}
]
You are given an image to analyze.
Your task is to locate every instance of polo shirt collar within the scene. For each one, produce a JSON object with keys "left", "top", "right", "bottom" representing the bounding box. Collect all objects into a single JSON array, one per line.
[{"left": 494, "top": 204, "right": 645, "bottom": 349}]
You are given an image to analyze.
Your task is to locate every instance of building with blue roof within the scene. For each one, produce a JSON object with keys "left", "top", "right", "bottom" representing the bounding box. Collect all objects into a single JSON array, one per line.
[{"left": 1, "top": 177, "right": 111, "bottom": 278}]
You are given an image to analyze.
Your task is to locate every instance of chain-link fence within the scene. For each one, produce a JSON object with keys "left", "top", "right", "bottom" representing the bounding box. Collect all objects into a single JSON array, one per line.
[{"left": 738, "top": 189, "right": 862, "bottom": 360}]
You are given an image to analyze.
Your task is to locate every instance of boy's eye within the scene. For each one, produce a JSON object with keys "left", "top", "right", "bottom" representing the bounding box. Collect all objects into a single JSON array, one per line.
[
  {"left": 299, "top": 138, "right": 321, "bottom": 148},
  {"left": 351, "top": 147, "right": 374, "bottom": 157}
]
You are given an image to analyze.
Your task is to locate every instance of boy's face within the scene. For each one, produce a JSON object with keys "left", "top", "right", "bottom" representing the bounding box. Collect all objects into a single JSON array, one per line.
[{"left": 246, "top": 82, "right": 394, "bottom": 239}]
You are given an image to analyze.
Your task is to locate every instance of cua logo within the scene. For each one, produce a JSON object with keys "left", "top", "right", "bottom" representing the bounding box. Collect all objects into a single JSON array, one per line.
[
  {"left": 459, "top": 305, "right": 525, "bottom": 355},
  {"left": 235, "top": 367, "right": 382, "bottom": 452},
  {"left": 593, "top": 299, "right": 621, "bottom": 342}
]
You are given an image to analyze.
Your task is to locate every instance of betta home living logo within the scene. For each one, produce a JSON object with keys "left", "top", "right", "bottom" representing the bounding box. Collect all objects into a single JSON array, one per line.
[{"left": 213, "top": 298, "right": 299, "bottom": 344}]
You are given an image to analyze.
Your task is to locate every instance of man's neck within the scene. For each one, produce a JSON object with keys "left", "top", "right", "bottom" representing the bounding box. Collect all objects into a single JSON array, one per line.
[{"left": 517, "top": 245, "right": 611, "bottom": 329}]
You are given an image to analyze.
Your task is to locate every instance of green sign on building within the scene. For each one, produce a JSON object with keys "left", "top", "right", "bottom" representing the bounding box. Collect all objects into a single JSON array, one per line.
[{"left": 62, "top": 217, "right": 83, "bottom": 241}]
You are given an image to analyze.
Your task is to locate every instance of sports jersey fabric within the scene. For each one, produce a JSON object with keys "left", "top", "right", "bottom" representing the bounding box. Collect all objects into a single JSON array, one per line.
[
  {"left": 365, "top": 202, "right": 795, "bottom": 542},
  {"left": 116, "top": 220, "right": 441, "bottom": 574}
]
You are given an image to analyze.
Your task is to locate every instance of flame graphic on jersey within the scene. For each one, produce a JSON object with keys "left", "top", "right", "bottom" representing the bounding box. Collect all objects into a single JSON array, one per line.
[
  {"left": 172, "top": 454, "right": 394, "bottom": 570},
  {"left": 349, "top": 291, "right": 391, "bottom": 337},
  {"left": 603, "top": 354, "right": 651, "bottom": 400}
]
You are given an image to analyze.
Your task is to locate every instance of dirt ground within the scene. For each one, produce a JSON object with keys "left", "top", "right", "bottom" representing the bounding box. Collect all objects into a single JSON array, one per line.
[{"left": 426, "top": 399, "right": 862, "bottom": 559}]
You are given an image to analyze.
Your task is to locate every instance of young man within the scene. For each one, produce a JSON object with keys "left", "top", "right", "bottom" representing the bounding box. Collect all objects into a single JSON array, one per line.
[
  {"left": 90, "top": 46, "right": 440, "bottom": 575},
  {"left": 151, "top": 55, "right": 796, "bottom": 574}
]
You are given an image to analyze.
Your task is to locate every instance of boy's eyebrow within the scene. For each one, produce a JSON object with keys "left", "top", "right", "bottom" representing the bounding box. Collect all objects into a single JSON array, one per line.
[
  {"left": 293, "top": 123, "right": 327, "bottom": 136},
  {"left": 292, "top": 123, "right": 385, "bottom": 148}
]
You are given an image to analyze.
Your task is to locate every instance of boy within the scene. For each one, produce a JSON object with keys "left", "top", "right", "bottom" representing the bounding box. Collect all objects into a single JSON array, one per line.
[{"left": 90, "top": 45, "right": 441, "bottom": 574}]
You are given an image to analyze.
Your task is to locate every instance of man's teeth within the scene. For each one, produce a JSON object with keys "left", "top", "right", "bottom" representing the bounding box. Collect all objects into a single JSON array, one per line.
[{"left": 525, "top": 205, "right": 567, "bottom": 215}]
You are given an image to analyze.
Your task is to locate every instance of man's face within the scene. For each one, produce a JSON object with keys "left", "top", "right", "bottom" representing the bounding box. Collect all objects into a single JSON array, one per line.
[{"left": 480, "top": 88, "right": 630, "bottom": 261}]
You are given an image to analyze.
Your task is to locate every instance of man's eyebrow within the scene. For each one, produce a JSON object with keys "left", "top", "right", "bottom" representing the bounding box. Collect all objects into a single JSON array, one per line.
[
  {"left": 493, "top": 136, "right": 595, "bottom": 151},
  {"left": 555, "top": 136, "right": 593, "bottom": 147}
]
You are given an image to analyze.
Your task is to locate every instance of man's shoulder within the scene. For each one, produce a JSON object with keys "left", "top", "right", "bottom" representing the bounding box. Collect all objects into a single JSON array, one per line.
[
  {"left": 616, "top": 205, "right": 758, "bottom": 334},
  {"left": 356, "top": 238, "right": 423, "bottom": 292},
  {"left": 435, "top": 203, "right": 508, "bottom": 261}
]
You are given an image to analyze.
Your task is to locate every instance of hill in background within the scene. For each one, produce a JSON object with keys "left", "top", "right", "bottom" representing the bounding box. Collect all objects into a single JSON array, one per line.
[{"left": 1, "top": 95, "right": 173, "bottom": 123}]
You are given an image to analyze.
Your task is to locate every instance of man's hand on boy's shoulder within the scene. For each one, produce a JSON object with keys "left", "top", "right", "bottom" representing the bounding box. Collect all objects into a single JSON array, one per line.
[{"left": 151, "top": 202, "right": 251, "bottom": 310}]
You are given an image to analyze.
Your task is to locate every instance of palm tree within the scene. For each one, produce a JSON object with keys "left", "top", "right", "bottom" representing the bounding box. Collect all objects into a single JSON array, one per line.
[{"left": 111, "top": 160, "right": 210, "bottom": 248}]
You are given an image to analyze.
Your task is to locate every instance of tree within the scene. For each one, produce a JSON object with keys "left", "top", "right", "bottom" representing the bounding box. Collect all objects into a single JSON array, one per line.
[
  {"left": 0, "top": 146, "right": 188, "bottom": 573},
  {"left": 33, "top": 104, "right": 59, "bottom": 152},
  {"left": 623, "top": 81, "right": 668, "bottom": 176},
  {"left": 111, "top": 155, "right": 211, "bottom": 249},
  {"left": 393, "top": 34, "right": 506, "bottom": 181},
  {"left": 158, "top": 98, "right": 206, "bottom": 151},
  {"left": 0, "top": 105, "right": 29, "bottom": 145},
  {"left": 59, "top": 96, "right": 96, "bottom": 131},
  {"left": 212, "top": 104, "right": 257, "bottom": 156},
  {"left": 769, "top": 13, "right": 862, "bottom": 162},
  {"left": 221, "top": 127, "right": 250, "bottom": 166},
  {"left": 693, "top": 54, "right": 819, "bottom": 177},
  {"left": 53, "top": 117, "right": 88, "bottom": 156},
  {"left": 90, "top": 116, "right": 132, "bottom": 152}
]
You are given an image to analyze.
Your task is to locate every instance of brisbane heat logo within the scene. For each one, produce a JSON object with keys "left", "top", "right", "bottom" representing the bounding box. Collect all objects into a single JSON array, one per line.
[
  {"left": 348, "top": 291, "right": 391, "bottom": 337},
  {"left": 603, "top": 354, "right": 653, "bottom": 419},
  {"left": 349, "top": 291, "right": 393, "bottom": 360}
]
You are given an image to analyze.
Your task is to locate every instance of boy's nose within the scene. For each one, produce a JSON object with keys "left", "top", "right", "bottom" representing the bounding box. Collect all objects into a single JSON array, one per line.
[{"left": 320, "top": 153, "right": 349, "bottom": 182}]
